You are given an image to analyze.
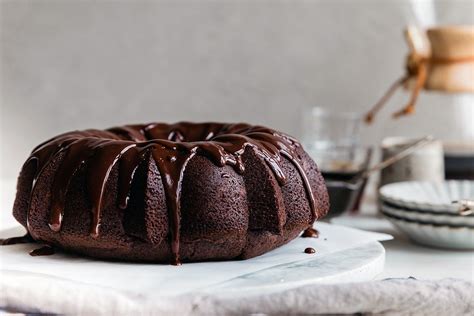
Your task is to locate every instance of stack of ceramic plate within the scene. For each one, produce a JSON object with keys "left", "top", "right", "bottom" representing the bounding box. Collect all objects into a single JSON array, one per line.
[{"left": 379, "top": 180, "right": 474, "bottom": 249}]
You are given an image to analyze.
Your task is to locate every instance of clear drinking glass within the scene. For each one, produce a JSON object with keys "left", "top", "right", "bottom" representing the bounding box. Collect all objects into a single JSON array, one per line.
[
  {"left": 302, "top": 107, "right": 371, "bottom": 216},
  {"left": 302, "top": 107, "right": 363, "bottom": 173}
]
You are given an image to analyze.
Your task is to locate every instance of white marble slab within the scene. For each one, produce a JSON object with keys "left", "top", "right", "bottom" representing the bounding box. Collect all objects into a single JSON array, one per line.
[
  {"left": 205, "top": 241, "right": 385, "bottom": 294},
  {"left": 0, "top": 223, "right": 388, "bottom": 300}
]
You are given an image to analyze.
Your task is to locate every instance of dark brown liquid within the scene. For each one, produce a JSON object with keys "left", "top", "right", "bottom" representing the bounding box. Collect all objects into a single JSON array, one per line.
[
  {"left": 323, "top": 170, "right": 368, "bottom": 216},
  {"left": 21, "top": 122, "right": 317, "bottom": 265},
  {"left": 322, "top": 170, "right": 359, "bottom": 181},
  {"left": 304, "top": 247, "right": 316, "bottom": 254},
  {"left": 302, "top": 227, "right": 319, "bottom": 238},
  {"left": 445, "top": 155, "right": 474, "bottom": 180},
  {"left": 29, "top": 246, "right": 55, "bottom": 256}
]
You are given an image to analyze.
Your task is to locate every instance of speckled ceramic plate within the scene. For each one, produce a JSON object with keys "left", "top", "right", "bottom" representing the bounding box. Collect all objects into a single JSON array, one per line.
[
  {"left": 384, "top": 213, "right": 474, "bottom": 250},
  {"left": 381, "top": 203, "right": 474, "bottom": 227},
  {"left": 379, "top": 180, "right": 474, "bottom": 214}
]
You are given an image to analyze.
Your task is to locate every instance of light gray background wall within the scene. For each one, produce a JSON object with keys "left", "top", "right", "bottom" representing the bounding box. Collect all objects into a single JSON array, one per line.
[{"left": 1, "top": 0, "right": 473, "bottom": 179}]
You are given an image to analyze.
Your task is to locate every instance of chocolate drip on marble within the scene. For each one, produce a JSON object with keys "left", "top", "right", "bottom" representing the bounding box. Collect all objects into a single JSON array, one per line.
[
  {"left": 0, "top": 234, "right": 34, "bottom": 245},
  {"left": 302, "top": 227, "right": 319, "bottom": 238},
  {"left": 29, "top": 245, "right": 55, "bottom": 256},
  {"left": 22, "top": 122, "right": 317, "bottom": 264},
  {"left": 304, "top": 247, "right": 316, "bottom": 254}
]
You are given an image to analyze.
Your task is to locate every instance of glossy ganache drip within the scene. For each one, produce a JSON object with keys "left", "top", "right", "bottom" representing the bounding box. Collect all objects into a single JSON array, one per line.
[{"left": 23, "top": 122, "right": 316, "bottom": 265}]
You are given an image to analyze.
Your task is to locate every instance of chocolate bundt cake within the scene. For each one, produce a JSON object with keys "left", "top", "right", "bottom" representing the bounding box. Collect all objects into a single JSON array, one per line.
[{"left": 12, "top": 122, "right": 329, "bottom": 264}]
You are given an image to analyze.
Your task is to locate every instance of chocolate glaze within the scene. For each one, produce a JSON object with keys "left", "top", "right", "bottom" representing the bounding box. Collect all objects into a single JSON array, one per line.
[
  {"left": 302, "top": 227, "right": 319, "bottom": 238},
  {"left": 29, "top": 245, "right": 55, "bottom": 256},
  {"left": 304, "top": 247, "right": 316, "bottom": 254},
  {"left": 0, "top": 234, "right": 34, "bottom": 245},
  {"left": 21, "top": 122, "right": 316, "bottom": 265}
]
